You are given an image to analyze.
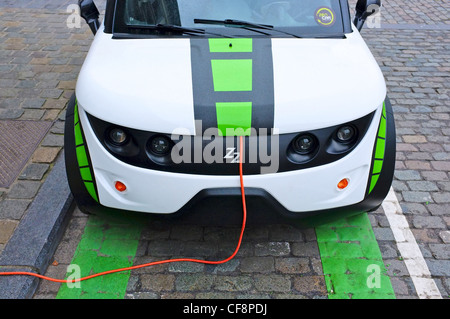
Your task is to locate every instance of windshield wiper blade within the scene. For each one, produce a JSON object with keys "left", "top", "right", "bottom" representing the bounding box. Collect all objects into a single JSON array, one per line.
[
  {"left": 128, "top": 23, "right": 206, "bottom": 35},
  {"left": 194, "top": 19, "right": 273, "bottom": 29},
  {"left": 128, "top": 24, "right": 205, "bottom": 34},
  {"left": 194, "top": 18, "right": 302, "bottom": 38},
  {"left": 128, "top": 24, "right": 233, "bottom": 38}
]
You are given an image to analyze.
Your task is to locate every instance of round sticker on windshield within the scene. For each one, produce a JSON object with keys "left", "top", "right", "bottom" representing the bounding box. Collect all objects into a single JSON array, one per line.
[{"left": 315, "top": 7, "right": 335, "bottom": 27}]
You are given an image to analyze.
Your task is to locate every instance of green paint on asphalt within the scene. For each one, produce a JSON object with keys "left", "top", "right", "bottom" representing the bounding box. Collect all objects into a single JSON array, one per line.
[
  {"left": 316, "top": 213, "right": 396, "bottom": 299},
  {"left": 56, "top": 213, "right": 145, "bottom": 299}
]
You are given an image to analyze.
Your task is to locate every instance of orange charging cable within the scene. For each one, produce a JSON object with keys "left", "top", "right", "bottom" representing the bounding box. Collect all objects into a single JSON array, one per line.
[{"left": 0, "top": 136, "right": 247, "bottom": 284}]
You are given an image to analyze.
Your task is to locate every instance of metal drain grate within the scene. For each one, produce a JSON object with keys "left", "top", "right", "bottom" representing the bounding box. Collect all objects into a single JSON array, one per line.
[{"left": 0, "top": 120, "right": 52, "bottom": 188}]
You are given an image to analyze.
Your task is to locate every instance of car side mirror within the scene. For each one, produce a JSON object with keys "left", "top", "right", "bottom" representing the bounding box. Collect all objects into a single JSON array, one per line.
[
  {"left": 353, "top": 0, "right": 381, "bottom": 31},
  {"left": 79, "top": 0, "right": 100, "bottom": 35}
]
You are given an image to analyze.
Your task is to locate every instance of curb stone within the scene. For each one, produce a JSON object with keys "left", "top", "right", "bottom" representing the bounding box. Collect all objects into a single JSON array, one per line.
[{"left": 0, "top": 151, "right": 73, "bottom": 299}]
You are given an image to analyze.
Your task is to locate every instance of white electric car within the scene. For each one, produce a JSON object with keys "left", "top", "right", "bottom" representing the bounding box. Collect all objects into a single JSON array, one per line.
[{"left": 65, "top": 0, "right": 395, "bottom": 225}]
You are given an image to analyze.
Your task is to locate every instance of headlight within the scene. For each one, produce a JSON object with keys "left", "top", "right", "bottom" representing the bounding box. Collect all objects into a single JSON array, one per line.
[
  {"left": 108, "top": 127, "right": 128, "bottom": 145},
  {"left": 293, "top": 134, "right": 316, "bottom": 154},
  {"left": 149, "top": 135, "right": 172, "bottom": 155},
  {"left": 336, "top": 125, "right": 356, "bottom": 143}
]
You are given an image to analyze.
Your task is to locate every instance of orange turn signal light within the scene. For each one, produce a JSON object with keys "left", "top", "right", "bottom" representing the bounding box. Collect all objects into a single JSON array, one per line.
[
  {"left": 337, "top": 178, "right": 349, "bottom": 190},
  {"left": 115, "top": 181, "right": 127, "bottom": 192}
]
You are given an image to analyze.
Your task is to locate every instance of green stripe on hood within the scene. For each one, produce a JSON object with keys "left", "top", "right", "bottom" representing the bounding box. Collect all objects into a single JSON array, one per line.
[{"left": 190, "top": 38, "right": 274, "bottom": 136}]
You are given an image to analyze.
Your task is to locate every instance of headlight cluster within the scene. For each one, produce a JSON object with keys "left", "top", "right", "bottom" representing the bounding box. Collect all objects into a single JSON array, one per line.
[
  {"left": 105, "top": 126, "right": 174, "bottom": 164},
  {"left": 88, "top": 110, "right": 374, "bottom": 175},
  {"left": 288, "top": 124, "right": 359, "bottom": 164}
]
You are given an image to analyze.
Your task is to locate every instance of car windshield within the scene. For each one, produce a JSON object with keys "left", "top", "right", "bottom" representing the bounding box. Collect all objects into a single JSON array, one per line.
[{"left": 113, "top": 0, "right": 348, "bottom": 37}]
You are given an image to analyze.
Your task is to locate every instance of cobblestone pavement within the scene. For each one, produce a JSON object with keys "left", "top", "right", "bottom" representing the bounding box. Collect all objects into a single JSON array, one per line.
[
  {"left": 0, "top": 1, "right": 106, "bottom": 253},
  {"left": 363, "top": 26, "right": 450, "bottom": 297},
  {"left": 349, "top": 0, "right": 450, "bottom": 26},
  {"left": 0, "top": 0, "right": 448, "bottom": 299},
  {"left": 0, "top": 7, "right": 79, "bottom": 250}
]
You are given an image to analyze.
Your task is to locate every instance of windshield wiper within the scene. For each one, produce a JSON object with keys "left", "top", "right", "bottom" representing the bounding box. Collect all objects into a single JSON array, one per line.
[
  {"left": 194, "top": 18, "right": 302, "bottom": 38},
  {"left": 126, "top": 23, "right": 232, "bottom": 38},
  {"left": 127, "top": 24, "right": 207, "bottom": 35}
]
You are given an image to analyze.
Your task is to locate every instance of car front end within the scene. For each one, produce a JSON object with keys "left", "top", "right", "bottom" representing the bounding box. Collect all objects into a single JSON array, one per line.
[{"left": 66, "top": 0, "right": 395, "bottom": 226}]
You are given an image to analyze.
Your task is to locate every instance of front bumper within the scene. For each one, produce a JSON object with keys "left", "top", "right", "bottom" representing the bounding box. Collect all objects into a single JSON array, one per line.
[{"left": 65, "top": 96, "right": 395, "bottom": 225}]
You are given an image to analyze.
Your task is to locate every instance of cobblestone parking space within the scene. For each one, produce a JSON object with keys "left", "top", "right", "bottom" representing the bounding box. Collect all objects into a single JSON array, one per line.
[{"left": 0, "top": 0, "right": 448, "bottom": 300}]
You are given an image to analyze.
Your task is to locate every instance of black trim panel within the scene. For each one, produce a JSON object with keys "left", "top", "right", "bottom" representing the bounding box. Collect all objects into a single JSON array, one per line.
[
  {"left": 86, "top": 110, "right": 375, "bottom": 176},
  {"left": 103, "top": 0, "right": 116, "bottom": 34}
]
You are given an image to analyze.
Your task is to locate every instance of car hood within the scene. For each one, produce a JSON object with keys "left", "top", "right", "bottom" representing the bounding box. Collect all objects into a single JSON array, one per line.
[{"left": 76, "top": 27, "right": 386, "bottom": 135}]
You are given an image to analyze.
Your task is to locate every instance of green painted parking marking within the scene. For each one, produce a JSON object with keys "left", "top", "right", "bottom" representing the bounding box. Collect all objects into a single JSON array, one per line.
[
  {"left": 316, "top": 213, "right": 395, "bottom": 299},
  {"left": 56, "top": 209, "right": 394, "bottom": 299},
  {"left": 56, "top": 213, "right": 145, "bottom": 299}
]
